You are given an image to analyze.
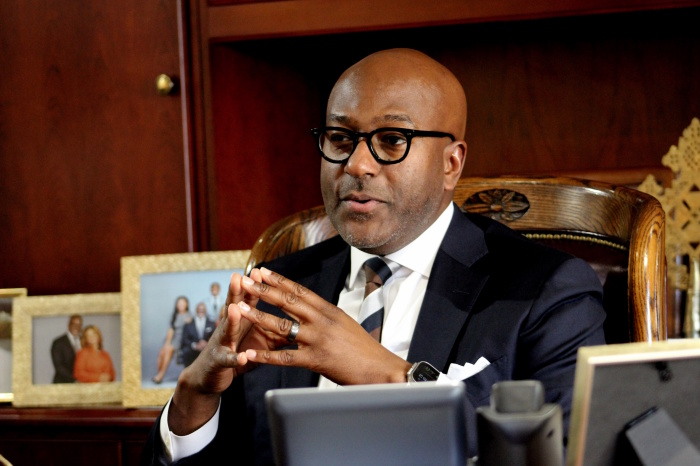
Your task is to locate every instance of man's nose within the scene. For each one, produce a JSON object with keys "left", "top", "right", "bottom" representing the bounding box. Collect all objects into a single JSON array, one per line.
[{"left": 344, "top": 138, "right": 380, "bottom": 177}]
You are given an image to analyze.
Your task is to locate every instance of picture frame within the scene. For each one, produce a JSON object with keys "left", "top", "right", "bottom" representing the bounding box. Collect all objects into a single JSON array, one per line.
[
  {"left": 567, "top": 340, "right": 700, "bottom": 466},
  {"left": 0, "top": 288, "right": 28, "bottom": 403},
  {"left": 121, "top": 250, "right": 250, "bottom": 407},
  {"left": 11, "top": 292, "right": 122, "bottom": 407}
]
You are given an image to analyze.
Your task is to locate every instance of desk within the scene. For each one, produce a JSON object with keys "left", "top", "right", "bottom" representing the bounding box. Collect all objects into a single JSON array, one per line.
[{"left": 0, "top": 406, "right": 160, "bottom": 466}]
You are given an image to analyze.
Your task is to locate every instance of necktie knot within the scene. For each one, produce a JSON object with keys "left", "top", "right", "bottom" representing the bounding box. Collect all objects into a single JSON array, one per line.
[{"left": 363, "top": 257, "right": 394, "bottom": 299}]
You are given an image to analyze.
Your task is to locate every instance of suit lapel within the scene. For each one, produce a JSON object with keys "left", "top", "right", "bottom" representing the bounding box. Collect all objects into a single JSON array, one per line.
[{"left": 407, "top": 208, "right": 490, "bottom": 370}]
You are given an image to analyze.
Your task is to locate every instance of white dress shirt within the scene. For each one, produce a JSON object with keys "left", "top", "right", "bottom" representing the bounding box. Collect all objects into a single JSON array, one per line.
[{"left": 162, "top": 203, "right": 455, "bottom": 461}]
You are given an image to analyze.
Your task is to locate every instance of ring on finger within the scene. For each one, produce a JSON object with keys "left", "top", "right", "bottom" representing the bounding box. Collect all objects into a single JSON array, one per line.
[{"left": 287, "top": 320, "right": 300, "bottom": 343}]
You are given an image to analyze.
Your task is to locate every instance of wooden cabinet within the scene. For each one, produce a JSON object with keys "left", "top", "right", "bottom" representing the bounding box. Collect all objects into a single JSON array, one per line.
[
  {"left": 187, "top": 0, "right": 700, "bottom": 251},
  {"left": 0, "top": 406, "right": 160, "bottom": 466},
  {"left": 0, "top": 0, "right": 193, "bottom": 295}
]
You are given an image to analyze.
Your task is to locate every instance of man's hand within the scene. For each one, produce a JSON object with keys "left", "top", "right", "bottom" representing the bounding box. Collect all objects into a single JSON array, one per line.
[
  {"left": 238, "top": 267, "right": 411, "bottom": 386},
  {"left": 168, "top": 269, "right": 270, "bottom": 435}
]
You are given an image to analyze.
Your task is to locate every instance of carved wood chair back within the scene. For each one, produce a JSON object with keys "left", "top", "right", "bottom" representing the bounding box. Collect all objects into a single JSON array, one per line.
[{"left": 246, "top": 176, "right": 667, "bottom": 343}]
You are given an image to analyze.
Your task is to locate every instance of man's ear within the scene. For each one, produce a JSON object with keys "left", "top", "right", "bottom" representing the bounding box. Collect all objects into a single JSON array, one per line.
[{"left": 443, "top": 140, "right": 467, "bottom": 190}]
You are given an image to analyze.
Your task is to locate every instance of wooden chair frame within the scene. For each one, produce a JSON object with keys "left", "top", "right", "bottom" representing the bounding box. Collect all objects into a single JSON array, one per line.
[{"left": 246, "top": 176, "right": 667, "bottom": 343}]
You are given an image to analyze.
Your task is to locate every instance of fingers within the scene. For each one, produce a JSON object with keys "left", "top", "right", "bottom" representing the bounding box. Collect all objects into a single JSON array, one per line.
[
  {"left": 244, "top": 348, "right": 308, "bottom": 368},
  {"left": 241, "top": 267, "right": 333, "bottom": 322},
  {"left": 218, "top": 302, "right": 251, "bottom": 348},
  {"left": 238, "top": 301, "right": 295, "bottom": 346},
  {"left": 225, "top": 271, "right": 262, "bottom": 310}
]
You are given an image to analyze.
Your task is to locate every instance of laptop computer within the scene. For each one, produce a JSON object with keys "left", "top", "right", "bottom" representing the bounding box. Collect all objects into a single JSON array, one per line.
[{"left": 265, "top": 381, "right": 467, "bottom": 466}]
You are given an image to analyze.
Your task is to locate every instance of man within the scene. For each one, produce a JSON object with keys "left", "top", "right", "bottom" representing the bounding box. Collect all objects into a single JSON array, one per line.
[
  {"left": 203, "top": 282, "right": 223, "bottom": 322},
  {"left": 180, "top": 302, "right": 216, "bottom": 367},
  {"left": 50, "top": 314, "right": 82, "bottom": 383},
  {"left": 142, "top": 48, "right": 605, "bottom": 464}
]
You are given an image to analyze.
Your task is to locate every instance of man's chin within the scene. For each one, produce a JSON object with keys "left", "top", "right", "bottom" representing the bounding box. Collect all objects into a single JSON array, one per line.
[{"left": 336, "top": 226, "right": 395, "bottom": 254}]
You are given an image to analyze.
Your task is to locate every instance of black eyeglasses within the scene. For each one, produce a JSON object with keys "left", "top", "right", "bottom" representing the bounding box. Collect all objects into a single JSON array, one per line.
[{"left": 311, "top": 126, "right": 455, "bottom": 164}]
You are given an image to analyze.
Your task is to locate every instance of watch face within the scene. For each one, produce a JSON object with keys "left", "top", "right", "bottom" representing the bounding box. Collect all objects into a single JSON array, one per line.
[{"left": 413, "top": 362, "right": 440, "bottom": 382}]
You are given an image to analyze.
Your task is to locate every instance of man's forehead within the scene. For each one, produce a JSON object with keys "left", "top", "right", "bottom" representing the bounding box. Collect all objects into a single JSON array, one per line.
[{"left": 327, "top": 113, "right": 417, "bottom": 127}]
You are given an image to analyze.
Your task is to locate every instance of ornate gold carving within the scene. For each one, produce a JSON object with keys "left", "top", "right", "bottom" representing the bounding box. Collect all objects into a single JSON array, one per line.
[
  {"left": 461, "top": 189, "right": 530, "bottom": 222},
  {"left": 638, "top": 118, "right": 700, "bottom": 337},
  {"left": 639, "top": 118, "right": 700, "bottom": 258}
]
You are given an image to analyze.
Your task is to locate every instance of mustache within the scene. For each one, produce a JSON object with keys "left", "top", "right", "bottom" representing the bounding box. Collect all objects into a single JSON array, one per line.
[
  {"left": 337, "top": 178, "right": 366, "bottom": 198},
  {"left": 336, "top": 178, "right": 388, "bottom": 202}
]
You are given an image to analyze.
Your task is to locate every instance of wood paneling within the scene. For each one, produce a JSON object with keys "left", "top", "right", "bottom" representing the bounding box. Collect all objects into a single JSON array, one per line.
[
  {"left": 0, "top": 1, "right": 191, "bottom": 295},
  {"left": 206, "top": 7, "right": 700, "bottom": 250},
  {"left": 206, "top": 0, "right": 700, "bottom": 41}
]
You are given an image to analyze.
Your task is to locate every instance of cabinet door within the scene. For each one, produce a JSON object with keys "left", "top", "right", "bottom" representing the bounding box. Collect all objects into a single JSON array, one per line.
[{"left": 0, "top": 0, "right": 191, "bottom": 294}]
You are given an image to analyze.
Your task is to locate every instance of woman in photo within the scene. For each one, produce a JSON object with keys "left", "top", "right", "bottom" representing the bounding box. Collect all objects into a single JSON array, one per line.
[
  {"left": 152, "top": 295, "right": 191, "bottom": 384},
  {"left": 73, "top": 324, "right": 116, "bottom": 383}
]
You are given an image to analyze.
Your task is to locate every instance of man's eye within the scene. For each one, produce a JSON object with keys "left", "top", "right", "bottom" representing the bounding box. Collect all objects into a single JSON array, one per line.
[
  {"left": 378, "top": 132, "right": 407, "bottom": 146},
  {"left": 328, "top": 133, "right": 352, "bottom": 144}
]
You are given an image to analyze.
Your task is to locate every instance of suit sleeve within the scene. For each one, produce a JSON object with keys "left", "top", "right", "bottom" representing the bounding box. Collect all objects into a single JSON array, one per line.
[{"left": 517, "top": 257, "right": 606, "bottom": 437}]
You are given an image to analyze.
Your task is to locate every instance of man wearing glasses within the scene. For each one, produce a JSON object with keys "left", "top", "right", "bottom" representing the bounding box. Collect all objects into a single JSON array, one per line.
[{"left": 142, "top": 48, "right": 605, "bottom": 464}]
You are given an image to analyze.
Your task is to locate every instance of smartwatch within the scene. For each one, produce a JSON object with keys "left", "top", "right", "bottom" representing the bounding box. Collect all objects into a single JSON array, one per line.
[{"left": 407, "top": 361, "right": 440, "bottom": 383}]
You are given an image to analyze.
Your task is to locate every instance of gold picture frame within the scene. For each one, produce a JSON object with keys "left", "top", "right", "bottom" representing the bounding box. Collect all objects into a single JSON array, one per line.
[
  {"left": 0, "top": 288, "right": 28, "bottom": 403},
  {"left": 121, "top": 250, "right": 250, "bottom": 408},
  {"left": 11, "top": 292, "right": 122, "bottom": 407},
  {"left": 567, "top": 340, "right": 700, "bottom": 466}
]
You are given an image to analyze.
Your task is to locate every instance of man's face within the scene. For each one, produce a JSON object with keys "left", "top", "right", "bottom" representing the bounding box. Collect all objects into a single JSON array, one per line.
[
  {"left": 211, "top": 284, "right": 220, "bottom": 296},
  {"left": 68, "top": 317, "right": 82, "bottom": 337},
  {"left": 196, "top": 303, "right": 207, "bottom": 317},
  {"left": 320, "top": 73, "right": 450, "bottom": 255}
]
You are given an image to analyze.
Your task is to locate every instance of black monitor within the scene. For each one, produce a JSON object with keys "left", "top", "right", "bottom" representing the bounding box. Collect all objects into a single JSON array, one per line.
[
  {"left": 567, "top": 340, "right": 700, "bottom": 466},
  {"left": 265, "top": 382, "right": 467, "bottom": 466}
]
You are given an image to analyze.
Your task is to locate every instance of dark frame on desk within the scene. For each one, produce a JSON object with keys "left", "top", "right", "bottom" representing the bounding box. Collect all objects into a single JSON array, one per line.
[{"left": 567, "top": 340, "right": 700, "bottom": 466}]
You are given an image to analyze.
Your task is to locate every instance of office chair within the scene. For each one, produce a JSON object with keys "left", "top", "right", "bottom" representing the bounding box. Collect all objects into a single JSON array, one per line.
[{"left": 246, "top": 176, "right": 667, "bottom": 343}]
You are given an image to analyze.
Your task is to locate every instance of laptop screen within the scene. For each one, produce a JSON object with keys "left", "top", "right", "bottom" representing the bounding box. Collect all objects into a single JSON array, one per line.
[{"left": 265, "top": 382, "right": 468, "bottom": 466}]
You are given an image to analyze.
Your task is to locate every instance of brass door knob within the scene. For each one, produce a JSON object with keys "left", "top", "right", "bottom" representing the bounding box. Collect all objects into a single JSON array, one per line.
[{"left": 156, "top": 74, "right": 175, "bottom": 96}]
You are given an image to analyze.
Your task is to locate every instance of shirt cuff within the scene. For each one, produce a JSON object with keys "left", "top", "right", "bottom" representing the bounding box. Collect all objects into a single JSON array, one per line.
[{"left": 159, "top": 396, "right": 221, "bottom": 462}]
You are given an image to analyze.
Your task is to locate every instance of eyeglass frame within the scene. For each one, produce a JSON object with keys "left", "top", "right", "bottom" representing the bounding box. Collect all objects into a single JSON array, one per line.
[{"left": 311, "top": 126, "right": 456, "bottom": 165}]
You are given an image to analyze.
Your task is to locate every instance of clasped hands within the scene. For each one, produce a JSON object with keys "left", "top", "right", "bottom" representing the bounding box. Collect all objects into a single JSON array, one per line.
[{"left": 195, "top": 267, "right": 410, "bottom": 392}]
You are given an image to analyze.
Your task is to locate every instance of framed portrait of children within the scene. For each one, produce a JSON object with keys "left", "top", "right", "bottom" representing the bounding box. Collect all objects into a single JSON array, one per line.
[
  {"left": 120, "top": 250, "right": 249, "bottom": 407},
  {"left": 11, "top": 293, "right": 122, "bottom": 407},
  {"left": 0, "top": 288, "right": 28, "bottom": 403}
]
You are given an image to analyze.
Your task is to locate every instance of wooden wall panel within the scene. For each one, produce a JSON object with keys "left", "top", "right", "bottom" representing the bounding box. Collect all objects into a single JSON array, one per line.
[
  {"left": 208, "top": 7, "right": 699, "bottom": 250},
  {"left": 0, "top": 1, "right": 190, "bottom": 295},
  {"left": 208, "top": 44, "right": 327, "bottom": 250}
]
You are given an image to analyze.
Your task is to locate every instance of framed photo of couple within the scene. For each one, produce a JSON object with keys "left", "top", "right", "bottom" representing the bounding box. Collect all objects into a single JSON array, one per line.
[
  {"left": 120, "top": 250, "right": 249, "bottom": 407},
  {"left": 11, "top": 292, "right": 122, "bottom": 407}
]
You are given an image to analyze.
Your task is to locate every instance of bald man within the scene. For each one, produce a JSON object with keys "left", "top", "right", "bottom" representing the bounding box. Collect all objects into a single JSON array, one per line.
[{"left": 141, "top": 49, "right": 605, "bottom": 465}]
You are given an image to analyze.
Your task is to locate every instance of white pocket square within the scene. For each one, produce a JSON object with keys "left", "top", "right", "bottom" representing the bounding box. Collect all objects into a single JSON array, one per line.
[{"left": 446, "top": 357, "right": 491, "bottom": 381}]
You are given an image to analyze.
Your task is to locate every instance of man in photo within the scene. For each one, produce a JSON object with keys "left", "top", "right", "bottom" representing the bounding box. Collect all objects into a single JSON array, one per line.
[
  {"left": 180, "top": 302, "right": 216, "bottom": 367},
  {"left": 203, "top": 282, "right": 223, "bottom": 322},
  {"left": 50, "top": 314, "right": 82, "bottom": 383}
]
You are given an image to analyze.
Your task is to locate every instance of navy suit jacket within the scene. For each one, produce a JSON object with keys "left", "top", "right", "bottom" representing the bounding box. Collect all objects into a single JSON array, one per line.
[
  {"left": 142, "top": 206, "right": 606, "bottom": 465},
  {"left": 51, "top": 334, "right": 77, "bottom": 383},
  {"left": 180, "top": 318, "right": 216, "bottom": 367}
]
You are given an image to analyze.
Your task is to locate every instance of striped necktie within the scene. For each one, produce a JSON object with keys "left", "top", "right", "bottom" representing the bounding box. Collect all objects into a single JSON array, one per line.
[{"left": 359, "top": 257, "right": 397, "bottom": 341}]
